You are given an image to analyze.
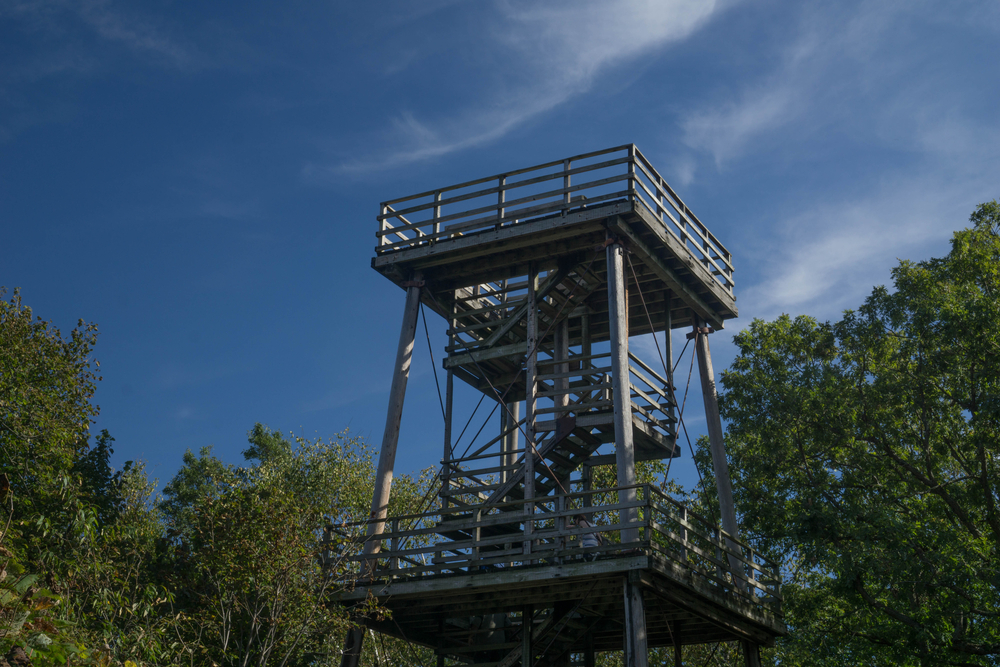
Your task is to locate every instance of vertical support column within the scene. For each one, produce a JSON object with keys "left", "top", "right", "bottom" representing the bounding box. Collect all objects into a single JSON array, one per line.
[
  {"left": 503, "top": 401, "right": 520, "bottom": 484},
  {"left": 524, "top": 265, "right": 539, "bottom": 556},
  {"left": 693, "top": 320, "right": 742, "bottom": 566},
  {"left": 607, "top": 237, "right": 638, "bottom": 542},
  {"left": 442, "top": 292, "right": 456, "bottom": 510},
  {"left": 340, "top": 627, "right": 364, "bottom": 667},
  {"left": 584, "top": 632, "right": 595, "bottom": 667},
  {"left": 672, "top": 621, "right": 682, "bottom": 667},
  {"left": 623, "top": 576, "right": 648, "bottom": 667},
  {"left": 522, "top": 604, "right": 534, "bottom": 667},
  {"left": 663, "top": 291, "right": 673, "bottom": 385},
  {"left": 695, "top": 319, "right": 760, "bottom": 667},
  {"left": 663, "top": 291, "right": 676, "bottom": 441},
  {"left": 342, "top": 273, "right": 423, "bottom": 667},
  {"left": 367, "top": 271, "right": 423, "bottom": 548},
  {"left": 581, "top": 310, "right": 593, "bottom": 405},
  {"left": 743, "top": 641, "right": 762, "bottom": 667},
  {"left": 554, "top": 319, "right": 570, "bottom": 412}
]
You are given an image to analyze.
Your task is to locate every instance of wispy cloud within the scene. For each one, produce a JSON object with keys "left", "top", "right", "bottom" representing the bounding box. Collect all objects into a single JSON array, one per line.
[
  {"left": 1, "top": 0, "right": 192, "bottom": 66},
  {"left": 674, "top": 1, "right": 1000, "bottom": 324},
  {"left": 678, "top": 3, "right": 911, "bottom": 170},
  {"left": 325, "top": 0, "right": 727, "bottom": 175},
  {"left": 77, "top": 0, "right": 191, "bottom": 65}
]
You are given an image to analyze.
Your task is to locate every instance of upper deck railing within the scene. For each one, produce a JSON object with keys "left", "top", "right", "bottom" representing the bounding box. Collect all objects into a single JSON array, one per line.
[{"left": 376, "top": 145, "right": 735, "bottom": 295}]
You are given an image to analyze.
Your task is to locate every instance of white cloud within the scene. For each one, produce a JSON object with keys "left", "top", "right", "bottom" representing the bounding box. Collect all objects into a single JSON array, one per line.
[
  {"left": 682, "top": 85, "right": 796, "bottom": 168},
  {"left": 330, "top": 0, "right": 727, "bottom": 174},
  {"left": 78, "top": 0, "right": 191, "bottom": 65},
  {"left": 674, "top": 1, "right": 1000, "bottom": 323},
  {"left": 739, "top": 174, "right": 991, "bottom": 325}
]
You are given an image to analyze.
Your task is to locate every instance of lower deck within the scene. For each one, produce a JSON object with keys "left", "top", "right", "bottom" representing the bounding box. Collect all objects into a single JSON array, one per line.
[{"left": 334, "top": 485, "right": 785, "bottom": 664}]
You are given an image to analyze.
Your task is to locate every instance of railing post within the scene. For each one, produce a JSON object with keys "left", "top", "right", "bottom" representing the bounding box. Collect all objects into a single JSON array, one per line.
[
  {"left": 433, "top": 190, "right": 442, "bottom": 237},
  {"left": 562, "top": 159, "right": 571, "bottom": 214},
  {"left": 379, "top": 204, "right": 388, "bottom": 248},
  {"left": 524, "top": 264, "right": 539, "bottom": 559},
  {"left": 680, "top": 505, "right": 688, "bottom": 562},
  {"left": 390, "top": 518, "right": 399, "bottom": 577},
  {"left": 497, "top": 175, "right": 506, "bottom": 229},
  {"left": 473, "top": 508, "right": 482, "bottom": 566},
  {"left": 627, "top": 146, "right": 636, "bottom": 203}
]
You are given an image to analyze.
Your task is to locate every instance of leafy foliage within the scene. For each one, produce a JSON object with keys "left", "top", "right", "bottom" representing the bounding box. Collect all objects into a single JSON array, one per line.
[{"left": 719, "top": 202, "right": 1000, "bottom": 665}]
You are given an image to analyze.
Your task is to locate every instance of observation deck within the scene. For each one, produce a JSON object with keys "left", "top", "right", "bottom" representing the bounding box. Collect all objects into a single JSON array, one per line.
[
  {"left": 373, "top": 144, "right": 736, "bottom": 331},
  {"left": 339, "top": 145, "right": 783, "bottom": 666},
  {"left": 335, "top": 485, "right": 785, "bottom": 662}
]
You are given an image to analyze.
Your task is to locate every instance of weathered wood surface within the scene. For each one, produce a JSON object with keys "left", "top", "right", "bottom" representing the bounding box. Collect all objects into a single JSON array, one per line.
[
  {"left": 373, "top": 145, "right": 734, "bottom": 300},
  {"left": 333, "top": 484, "right": 782, "bottom": 627}
]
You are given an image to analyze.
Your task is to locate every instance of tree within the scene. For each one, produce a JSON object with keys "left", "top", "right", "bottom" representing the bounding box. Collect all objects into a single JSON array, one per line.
[
  {"left": 719, "top": 202, "right": 1000, "bottom": 665},
  {"left": 161, "top": 425, "right": 434, "bottom": 667},
  {"left": 0, "top": 288, "right": 102, "bottom": 549}
]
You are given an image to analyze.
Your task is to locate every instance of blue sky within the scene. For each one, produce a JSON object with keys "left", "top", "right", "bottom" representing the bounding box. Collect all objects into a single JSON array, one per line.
[{"left": 3, "top": 0, "right": 998, "bottom": 493}]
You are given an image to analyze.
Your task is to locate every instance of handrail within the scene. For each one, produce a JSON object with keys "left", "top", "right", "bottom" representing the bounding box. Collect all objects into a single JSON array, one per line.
[
  {"left": 374, "top": 144, "right": 734, "bottom": 296},
  {"left": 332, "top": 483, "right": 782, "bottom": 617}
]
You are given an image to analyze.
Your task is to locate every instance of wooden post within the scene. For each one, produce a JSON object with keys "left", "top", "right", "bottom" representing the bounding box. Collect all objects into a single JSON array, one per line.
[
  {"left": 607, "top": 237, "right": 638, "bottom": 542},
  {"left": 695, "top": 318, "right": 755, "bottom": 667},
  {"left": 554, "top": 318, "right": 570, "bottom": 413},
  {"left": 524, "top": 265, "right": 539, "bottom": 556},
  {"left": 498, "top": 175, "right": 506, "bottom": 229},
  {"left": 433, "top": 191, "right": 442, "bottom": 236},
  {"left": 341, "top": 627, "right": 364, "bottom": 667},
  {"left": 341, "top": 273, "right": 423, "bottom": 667},
  {"left": 743, "top": 641, "right": 762, "bottom": 667},
  {"left": 663, "top": 291, "right": 673, "bottom": 384},
  {"left": 693, "top": 320, "right": 742, "bottom": 567},
  {"left": 503, "top": 401, "right": 520, "bottom": 484},
  {"left": 522, "top": 604, "right": 534, "bottom": 667},
  {"left": 664, "top": 291, "right": 675, "bottom": 438},
  {"left": 672, "top": 621, "right": 682, "bottom": 667},
  {"left": 584, "top": 632, "right": 595, "bottom": 667},
  {"left": 369, "top": 273, "right": 423, "bottom": 538},
  {"left": 443, "top": 293, "right": 456, "bottom": 510},
  {"left": 563, "top": 159, "right": 571, "bottom": 213},
  {"left": 623, "top": 576, "right": 648, "bottom": 667}
]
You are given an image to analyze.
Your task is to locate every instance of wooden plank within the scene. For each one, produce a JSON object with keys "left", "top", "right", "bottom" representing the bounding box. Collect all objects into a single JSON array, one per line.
[
  {"left": 624, "top": 574, "right": 649, "bottom": 667},
  {"left": 607, "top": 217, "right": 729, "bottom": 329},
  {"left": 381, "top": 145, "right": 631, "bottom": 209},
  {"left": 607, "top": 239, "right": 640, "bottom": 543},
  {"left": 694, "top": 322, "right": 746, "bottom": 593},
  {"left": 373, "top": 200, "right": 630, "bottom": 266},
  {"left": 444, "top": 341, "right": 528, "bottom": 368},
  {"left": 364, "top": 273, "right": 423, "bottom": 554}
]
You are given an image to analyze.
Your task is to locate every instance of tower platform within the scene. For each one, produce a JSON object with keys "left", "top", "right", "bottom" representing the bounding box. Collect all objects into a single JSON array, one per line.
[
  {"left": 340, "top": 145, "right": 783, "bottom": 667},
  {"left": 373, "top": 144, "right": 736, "bottom": 334},
  {"left": 335, "top": 485, "right": 785, "bottom": 664}
]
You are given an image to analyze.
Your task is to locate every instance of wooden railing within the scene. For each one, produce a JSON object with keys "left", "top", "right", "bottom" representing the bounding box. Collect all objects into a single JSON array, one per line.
[
  {"left": 375, "top": 144, "right": 734, "bottom": 294},
  {"left": 333, "top": 484, "right": 781, "bottom": 618}
]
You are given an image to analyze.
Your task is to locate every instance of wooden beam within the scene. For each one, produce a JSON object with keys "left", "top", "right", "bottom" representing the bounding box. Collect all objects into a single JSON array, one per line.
[
  {"left": 607, "top": 217, "right": 727, "bottom": 329},
  {"left": 524, "top": 265, "right": 538, "bottom": 556},
  {"left": 367, "top": 273, "right": 423, "bottom": 547},
  {"left": 694, "top": 321, "right": 744, "bottom": 585},
  {"left": 624, "top": 574, "right": 649, "bottom": 667},
  {"left": 607, "top": 239, "right": 639, "bottom": 543}
]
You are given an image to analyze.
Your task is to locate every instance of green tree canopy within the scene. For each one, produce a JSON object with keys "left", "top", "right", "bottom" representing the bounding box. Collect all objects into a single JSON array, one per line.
[
  {"left": 719, "top": 202, "right": 1000, "bottom": 665},
  {"left": 0, "top": 288, "right": 102, "bottom": 535}
]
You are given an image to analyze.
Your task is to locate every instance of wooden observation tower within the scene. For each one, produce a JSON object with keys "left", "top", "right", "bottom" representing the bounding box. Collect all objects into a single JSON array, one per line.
[{"left": 337, "top": 145, "right": 785, "bottom": 667}]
